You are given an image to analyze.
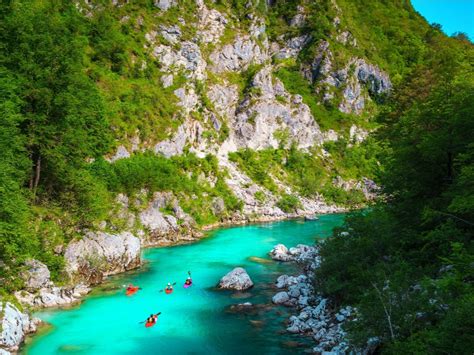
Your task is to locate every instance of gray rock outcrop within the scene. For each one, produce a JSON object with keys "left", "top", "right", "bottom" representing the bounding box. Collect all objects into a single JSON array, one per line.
[
  {"left": 14, "top": 284, "right": 91, "bottom": 309},
  {"left": 154, "top": 0, "right": 176, "bottom": 11},
  {"left": 274, "top": 34, "right": 311, "bottom": 59},
  {"left": 229, "top": 66, "right": 323, "bottom": 151},
  {"left": 64, "top": 231, "right": 141, "bottom": 284},
  {"left": 139, "top": 192, "right": 197, "bottom": 246},
  {"left": 0, "top": 302, "right": 40, "bottom": 354},
  {"left": 21, "top": 260, "right": 52, "bottom": 291},
  {"left": 209, "top": 35, "right": 268, "bottom": 73},
  {"left": 218, "top": 267, "right": 254, "bottom": 290}
]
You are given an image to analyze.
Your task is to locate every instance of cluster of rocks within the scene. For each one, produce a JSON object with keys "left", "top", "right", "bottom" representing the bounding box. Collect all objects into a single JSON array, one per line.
[
  {"left": 270, "top": 244, "right": 319, "bottom": 263},
  {"left": 6, "top": 259, "right": 91, "bottom": 309},
  {"left": 270, "top": 243, "right": 354, "bottom": 353},
  {"left": 14, "top": 284, "right": 91, "bottom": 309}
]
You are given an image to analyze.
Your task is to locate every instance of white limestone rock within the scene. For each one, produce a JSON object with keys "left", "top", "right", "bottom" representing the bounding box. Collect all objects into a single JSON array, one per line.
[
  {"left": 218, "top": 267, "right": 254, "bottom": 291},
  {"left": 64, "top": 231, "right": 141, "bottom": 284}
]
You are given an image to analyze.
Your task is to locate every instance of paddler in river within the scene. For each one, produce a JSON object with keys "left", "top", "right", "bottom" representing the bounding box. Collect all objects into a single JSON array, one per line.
[
  {"left": 184, "top": 271, "right": 192, "bottom": 286},
  {"left": 165, "top": 282, "right": 173, "bottom": 292},
  {"left": 147, "top": 313, "right": 158, "bottom": 324}
]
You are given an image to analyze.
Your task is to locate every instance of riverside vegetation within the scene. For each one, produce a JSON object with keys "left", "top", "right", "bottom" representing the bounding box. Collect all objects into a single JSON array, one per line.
[{"left": 0, "top": 0, "right": 473, "bottom": 353}]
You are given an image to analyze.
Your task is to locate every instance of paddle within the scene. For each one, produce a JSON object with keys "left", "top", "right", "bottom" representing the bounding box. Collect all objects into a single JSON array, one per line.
[
  {"left": 139, "top": 312, "right": 162, "bottom": 324},
  {"left": 159, "top": 282, "right": 176, "bottom": 292}
]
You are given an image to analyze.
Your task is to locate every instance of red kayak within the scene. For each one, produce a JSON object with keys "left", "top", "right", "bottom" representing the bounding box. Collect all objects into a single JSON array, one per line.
[
  {"left": 144, "top": 313, "right": 160, "bottom": 327},
  {"left": 126, "top": 287, "right": 139, "bottom": 296},
  {"left": 164, "top": 288, "right": 173, "bottom": 294}
]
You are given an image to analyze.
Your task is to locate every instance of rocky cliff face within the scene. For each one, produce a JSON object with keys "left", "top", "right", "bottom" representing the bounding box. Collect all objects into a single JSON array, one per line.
[
  {"left": 64, "top": 231, "right": 141, "bottom": 284},
  {"left": 15, "top": 0, "right": 386, "bottom": 311},
  {"left": 0, "top": 302, "right": 40, "bottom": 354},
  {"left": 138, "top": 192, "right": 199, "bottom": 246},
  {"left": 104, "top": 0, "right": 388, "bottom": 212}
]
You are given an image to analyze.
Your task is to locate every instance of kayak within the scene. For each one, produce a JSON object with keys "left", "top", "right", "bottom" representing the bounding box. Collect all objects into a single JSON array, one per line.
[
  {"left": 126, "top": 287, "right": 139, "bottom": 296},
  {"left": 143, "top": 313, "right": 160, "bottom": 327},
  {"left": 183, "top": 281, "right": 192, "bottom": 289},
  {"left": 165, "top": 288, "right": 173, "bottom": 294}
]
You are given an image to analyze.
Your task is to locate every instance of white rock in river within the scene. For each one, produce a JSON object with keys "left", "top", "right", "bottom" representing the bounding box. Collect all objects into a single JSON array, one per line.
[
  {"left": 272, "top": 291, "right": 290, "bottom": 305},
  {"left": 275, "top": 274, "right": 298, "bottom": 288},
  {"left": 269, "top": 244, "right": 293, "bottom": 261},
  {"left": 218, "top": 267, "right": 254, "bottom": 291}
]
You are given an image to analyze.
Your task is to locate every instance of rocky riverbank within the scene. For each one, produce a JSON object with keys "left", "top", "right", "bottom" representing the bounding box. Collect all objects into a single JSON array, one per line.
[
  {"left": 269, "top": 243, "right": 354, "bottom": 354},
  {"left": 0, "top": 302, "right": 41, "bottom": 354},
  {"left": 0, "top": 206, "right": 343, "bottom": 354}
]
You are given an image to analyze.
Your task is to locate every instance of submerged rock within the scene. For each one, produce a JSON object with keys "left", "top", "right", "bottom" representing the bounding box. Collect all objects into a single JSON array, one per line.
[
  {"left": 228, "top": 302, "right": 254, "bottom": 313},
  {"left": 218, "top": 267, "right": 254, "bottom": 291}
]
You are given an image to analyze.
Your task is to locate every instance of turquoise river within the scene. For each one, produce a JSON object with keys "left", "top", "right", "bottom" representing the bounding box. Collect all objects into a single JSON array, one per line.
[{"left": 23, "top": 214, "right": 345, "bottom": 355}]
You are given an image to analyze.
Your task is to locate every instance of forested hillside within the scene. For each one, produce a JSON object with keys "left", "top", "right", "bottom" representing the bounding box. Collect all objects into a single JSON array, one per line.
[
  {"left": 0, "top": 5, "right": 472, "bottom": 350},
  {"left": 316, "top": 30, "right": 474, "bottom": 353}
]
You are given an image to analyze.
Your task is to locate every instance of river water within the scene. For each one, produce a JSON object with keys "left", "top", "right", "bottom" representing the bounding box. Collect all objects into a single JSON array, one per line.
[{"left": 23, "top": 214, "right": 345, "bottom": 354}]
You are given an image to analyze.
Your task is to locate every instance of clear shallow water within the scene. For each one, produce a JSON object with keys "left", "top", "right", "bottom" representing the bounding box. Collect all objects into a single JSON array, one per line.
[{"left": 24, "top": 215, "right": 345, "bottom": 355}]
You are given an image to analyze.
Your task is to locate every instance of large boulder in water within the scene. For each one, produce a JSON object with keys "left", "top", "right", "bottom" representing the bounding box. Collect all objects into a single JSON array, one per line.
[{"left": 218, "top": 267, "right": 254, "bottom": 291}]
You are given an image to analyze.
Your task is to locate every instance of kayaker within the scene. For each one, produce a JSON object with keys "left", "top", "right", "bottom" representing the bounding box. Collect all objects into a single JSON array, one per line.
[
  {"left": 166, "top": 282, "right": 173, "bottom": 291},
  {"left": 126, "top": 284, "right": 135, "bottom": 291},
  {"left": 147, "top": 314, "right": 157, "bottom": 324},
  {"left": 185, "top": 271, "right": 192, "bottom": 285}
]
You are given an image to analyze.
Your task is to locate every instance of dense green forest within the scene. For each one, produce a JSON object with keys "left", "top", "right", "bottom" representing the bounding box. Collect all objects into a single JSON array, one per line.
[
  {"left": 0, "top": 0, "right": 473, "bottom": 351},
  {"left": 317, "top": 32, "right": 474, "bottom": 353}
]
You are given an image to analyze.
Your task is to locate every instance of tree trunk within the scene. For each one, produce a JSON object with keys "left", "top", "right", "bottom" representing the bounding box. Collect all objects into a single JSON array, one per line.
[
  {"left": 372, "top": 282, "right": 395, "bottom": 341},
  {"left": 32, "top": 154, "right": 41, "bottom": 200}
]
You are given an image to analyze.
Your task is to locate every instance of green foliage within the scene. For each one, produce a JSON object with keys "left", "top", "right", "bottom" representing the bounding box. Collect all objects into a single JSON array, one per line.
[
  {"left": 0, "top": 0, "right": 113, "bottom": 291},
  {"left": 316, "top": 40, "right": 474, "bottom": 352},
  {"left": 229, "top": 149, "right": 282, "bottom": 193},
  {"left": 277, "top": 194, "right": 301, "bottom": 213},
  {"left": 229, "top": 143, "right": 380, "bottom": 206},
  {"left": 323, "top": 137, "right": 384, "bottom": 181},
  {"left": 90, "top": 152, "right": 242, "bottom": 225}
]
